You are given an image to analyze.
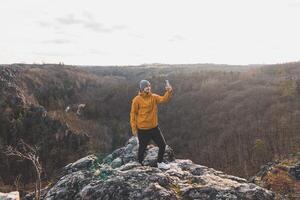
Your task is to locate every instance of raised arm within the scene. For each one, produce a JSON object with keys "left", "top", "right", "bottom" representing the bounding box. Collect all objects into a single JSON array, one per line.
[
  {"left": 130, "top": 98, "right": 139, "bottom": 136},
  {"left": 153, "top": 89, "right": 173, "bottom": 104}
]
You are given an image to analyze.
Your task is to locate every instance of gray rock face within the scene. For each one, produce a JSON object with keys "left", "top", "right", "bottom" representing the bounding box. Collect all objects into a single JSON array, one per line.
[
  {"left": 0, "top": 191, "right": 20, "bottom": 200},
  {"left": 28, "top": 137, "right": 274, "bottom": 200},
  {"left": 289, "top": 163, "right": 300, "bottom": 180},
  {"left": 62, "top": 154, "right": 98, "bottom": 175},
  {"left": 103, "top": 137, "right": 175, "bottom": 167}
]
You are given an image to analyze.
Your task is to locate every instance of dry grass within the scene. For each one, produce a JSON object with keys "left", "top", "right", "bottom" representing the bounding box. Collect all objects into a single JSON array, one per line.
[{"left": 263, "top": 167, "right": 294, "bottom": 194}]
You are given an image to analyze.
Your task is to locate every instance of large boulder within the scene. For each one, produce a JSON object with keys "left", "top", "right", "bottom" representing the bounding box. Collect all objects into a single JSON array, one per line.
[
  {"left": 0, "top": 191, "right": 20, "bottom": 200},
  {"left": 26, "top": 137, "right": 274, "bottom": 200}
]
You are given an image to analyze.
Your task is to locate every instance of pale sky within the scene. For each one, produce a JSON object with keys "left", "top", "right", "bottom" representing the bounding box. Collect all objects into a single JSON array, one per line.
[{"left": 0, "top": 0, "right": 299, "bottom": 66}]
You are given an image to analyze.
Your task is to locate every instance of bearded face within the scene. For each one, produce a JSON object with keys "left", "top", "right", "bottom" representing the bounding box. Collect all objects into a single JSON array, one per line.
[{"left": 143, "top": 84, "right": 151, "bottom": 93}]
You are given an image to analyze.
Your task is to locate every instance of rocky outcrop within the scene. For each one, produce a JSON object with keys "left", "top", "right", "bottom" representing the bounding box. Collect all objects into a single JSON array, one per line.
[
  {"left": 0, "top": 191, "right": 20, "bottom": 200},
  {"left": 250, "top": 153, "right": 300, "bottom": 200},
  {"left": 26, "top": 137, "right": 275, "bottom": 200}
]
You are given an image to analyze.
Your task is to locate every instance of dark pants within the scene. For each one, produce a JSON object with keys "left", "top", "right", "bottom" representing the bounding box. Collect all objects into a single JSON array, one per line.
[{"left": 137, "top": 126, "right": 166, "bottom": 164}]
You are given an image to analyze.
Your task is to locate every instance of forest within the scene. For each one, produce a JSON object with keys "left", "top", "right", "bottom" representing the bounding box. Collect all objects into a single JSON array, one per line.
[
  {"left": 0, "top": 62, "right": 299, "bottom": 192},
  {"left": 83, "top": 62, "right": 300, "bottom": 177}
]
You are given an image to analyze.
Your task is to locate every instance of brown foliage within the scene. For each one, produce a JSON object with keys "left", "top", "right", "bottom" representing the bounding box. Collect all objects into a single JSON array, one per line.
[{"left": 1, "top": 62, "right": 300, "bottom": 192}]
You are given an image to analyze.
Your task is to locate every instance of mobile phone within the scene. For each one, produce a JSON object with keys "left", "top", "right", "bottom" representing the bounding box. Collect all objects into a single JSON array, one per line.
[{"left": 165, "top": 80, "right": 170, "bottom": 87}]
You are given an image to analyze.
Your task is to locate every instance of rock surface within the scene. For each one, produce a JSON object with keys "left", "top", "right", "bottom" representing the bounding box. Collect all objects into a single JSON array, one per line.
[
  {"left": 250, "top": 153, "right": 300, "bottom": 200},
  {"left": 0, "top": 191, "right": 20, "bottom": 200},
  {"left": 25, "top": 137, "right": 274, "bottom": 200}
]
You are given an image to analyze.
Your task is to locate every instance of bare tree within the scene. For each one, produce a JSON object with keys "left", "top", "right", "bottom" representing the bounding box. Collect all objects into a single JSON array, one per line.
[
  {"left": 14, "top": 174, "right": 22, "bottom": 192},
  {"left": 4, "top": 140, "right": 42, "bottom": 200}
]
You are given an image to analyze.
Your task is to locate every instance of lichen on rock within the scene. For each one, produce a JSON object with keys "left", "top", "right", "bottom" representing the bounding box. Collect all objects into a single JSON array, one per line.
[{"left": 25, "top": 137, "right": 275, "bottom": 200}]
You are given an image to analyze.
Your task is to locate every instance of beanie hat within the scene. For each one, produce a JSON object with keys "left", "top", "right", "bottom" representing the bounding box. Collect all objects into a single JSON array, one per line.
[{"left": 139, "top": 80, "right": 150, "bottom": 91}]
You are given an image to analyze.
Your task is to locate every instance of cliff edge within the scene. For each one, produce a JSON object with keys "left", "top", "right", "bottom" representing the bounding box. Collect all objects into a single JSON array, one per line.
[{"left": 25, "top": 137, "right": 275, "bottom": 200}]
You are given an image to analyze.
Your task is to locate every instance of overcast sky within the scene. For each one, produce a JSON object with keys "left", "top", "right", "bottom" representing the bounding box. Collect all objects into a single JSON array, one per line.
[{"left": 0, "top": 0, "right": 299, "bottom": 66}]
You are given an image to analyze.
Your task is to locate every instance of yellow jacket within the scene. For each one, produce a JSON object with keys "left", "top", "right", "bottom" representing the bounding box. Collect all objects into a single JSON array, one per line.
[{"left": 130, "top": 90, "right": 173, "bottom": 135}]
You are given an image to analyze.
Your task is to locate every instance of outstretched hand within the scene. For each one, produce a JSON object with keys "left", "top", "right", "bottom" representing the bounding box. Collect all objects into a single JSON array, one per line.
[{"left": 165, "top": 85, "right": 172, "bottom": 92}]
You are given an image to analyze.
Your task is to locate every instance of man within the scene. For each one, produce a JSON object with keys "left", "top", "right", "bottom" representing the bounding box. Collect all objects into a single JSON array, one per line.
[{"left": 130, "top": 79, "right": 173, "bottom": 170}]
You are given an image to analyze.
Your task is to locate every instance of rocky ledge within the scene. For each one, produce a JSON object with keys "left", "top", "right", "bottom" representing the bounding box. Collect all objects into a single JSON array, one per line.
[
  {"left": 0, "top": 191, "right": 20, "bottom": 200},
  {"left": 250, "top": 153, "right": 300, "bottom": 200},
  {"left": 26, "top": 137, "right": 274, "bottom": 200}
]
